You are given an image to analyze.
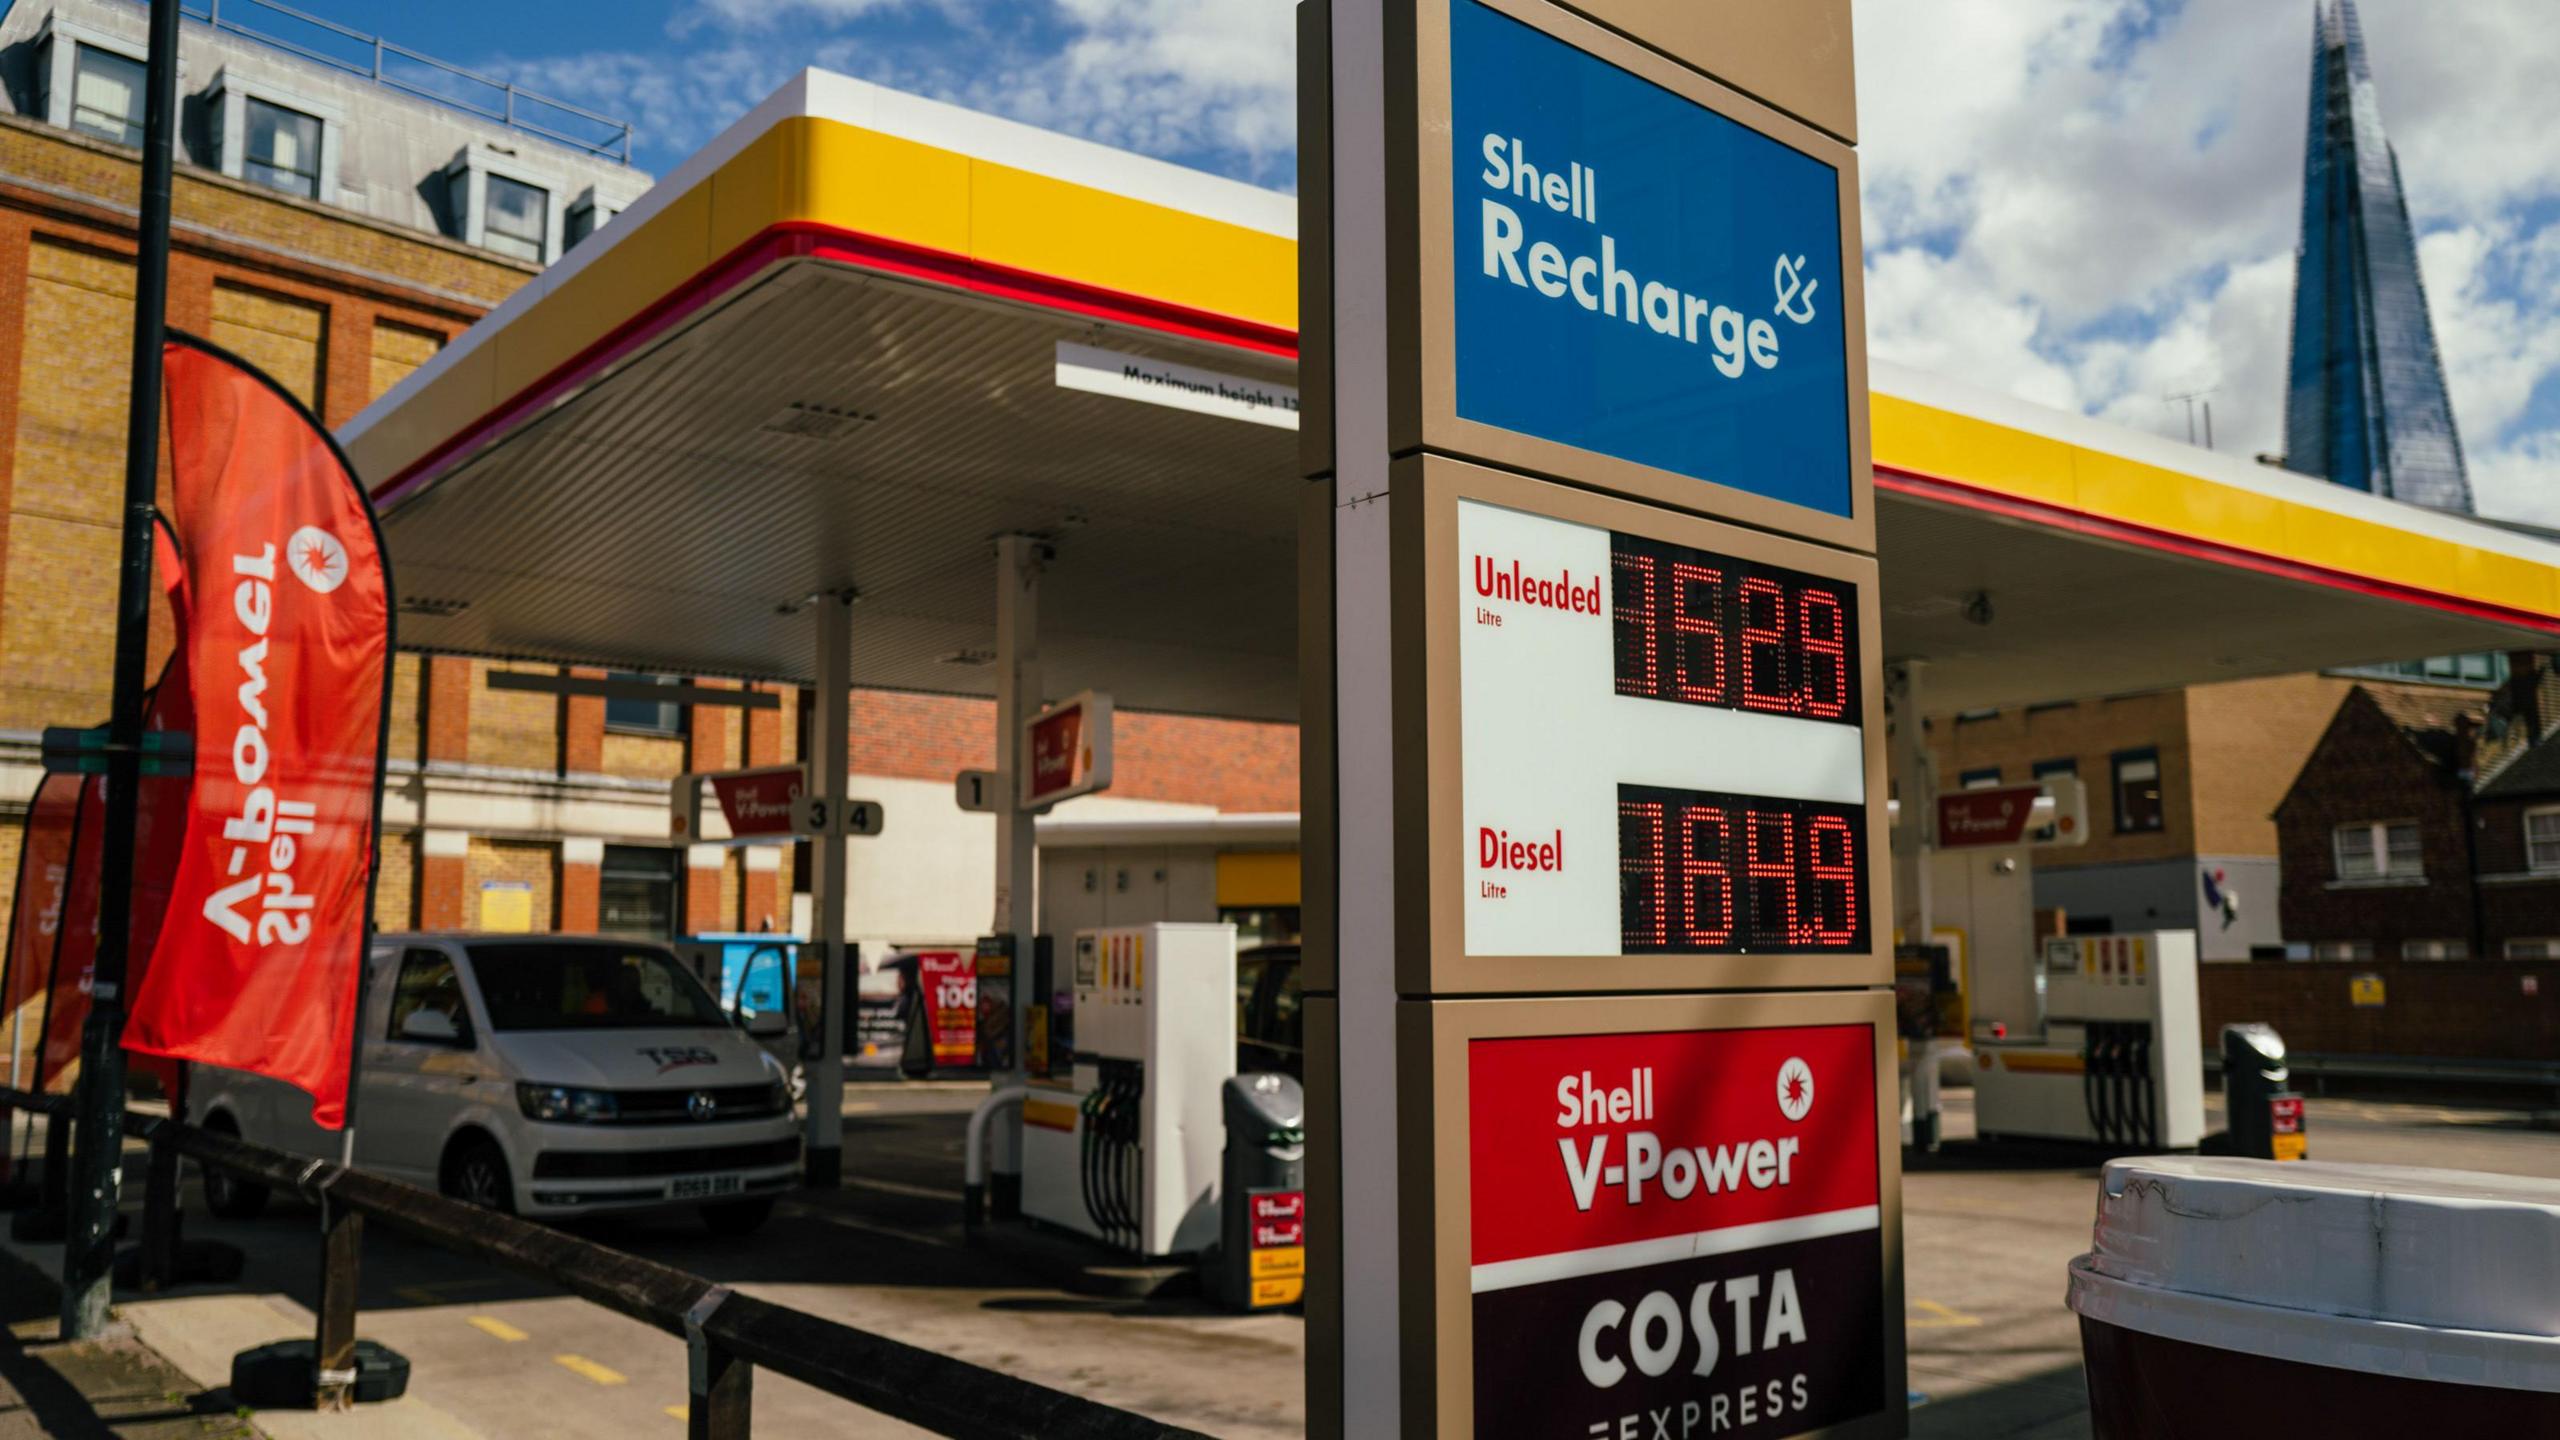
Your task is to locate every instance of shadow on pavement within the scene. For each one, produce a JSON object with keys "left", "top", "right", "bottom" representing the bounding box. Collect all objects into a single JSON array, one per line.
[
  {"left": 1904, "top": 1139, "right": 2112, "bottom": 1176},
  {"left": 0, "top": 1244, "right": 250, "bottom": 1438},
  {"left": 1908, "top": 1362, "right": 2091, "bottom": 1440},
  {"left": 103, "top": 1103, "right": 1108, "bottom": 1318}
]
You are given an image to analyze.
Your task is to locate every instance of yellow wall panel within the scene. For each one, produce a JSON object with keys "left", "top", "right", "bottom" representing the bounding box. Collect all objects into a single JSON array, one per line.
[{"left": 1216, "top": 850, "right": 1302, "bottom": 908}]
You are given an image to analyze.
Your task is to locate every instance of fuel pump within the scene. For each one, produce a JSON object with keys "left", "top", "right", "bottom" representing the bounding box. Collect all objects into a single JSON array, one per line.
[
  {"left": 1021, "top": 923, "right": 1236, "bottom": 1258},
  {"left": 1974, "top": 932, "right": 2204, "bottom": 1149}
]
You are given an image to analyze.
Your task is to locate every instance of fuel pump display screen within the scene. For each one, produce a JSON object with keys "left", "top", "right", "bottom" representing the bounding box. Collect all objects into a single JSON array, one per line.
[{"left": 1459, "top": 496, "right": 1875, "bottom": 962}]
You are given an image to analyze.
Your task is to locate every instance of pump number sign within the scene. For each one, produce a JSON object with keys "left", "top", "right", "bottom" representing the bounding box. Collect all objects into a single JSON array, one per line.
[{"left": 1433, "top": 460, "right": 1887, "bottom": 993}]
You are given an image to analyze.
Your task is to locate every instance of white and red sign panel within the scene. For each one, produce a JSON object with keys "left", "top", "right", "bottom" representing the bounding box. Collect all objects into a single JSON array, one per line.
[
  {"left": 915, "top": 949, "right": 978, "bottom": 1067},
  {"left": 711, "top": 765, "right": 806, "bottom": 838},
  {"left": 1468, "top": 1023, "right": 1886, "bottom": 1437},
  {"left": 1022, "top": 690, "right": 1114, "bottom": 809},
  {"left": 1459, "top": 500, "right": 1870, "bottom": 959},
  {"left": 1934, "top": 786, "right": 2038, "bottom": 849}
]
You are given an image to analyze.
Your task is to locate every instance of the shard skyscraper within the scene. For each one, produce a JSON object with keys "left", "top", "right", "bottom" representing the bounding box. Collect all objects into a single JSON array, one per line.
[{"left": 2282, "top": 0, "right": 2471, "bottom": 512}]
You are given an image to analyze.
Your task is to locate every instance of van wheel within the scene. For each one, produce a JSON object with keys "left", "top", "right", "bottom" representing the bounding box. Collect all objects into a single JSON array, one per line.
[
  {"left": 200, "top": 1116, "right": 269, "bottom": 1220},
  {"left": 701, "top": 1197, "right": 775, "bottom": 1236},
  {"left": 441, "top": 1135, "right": 515, "bottom": 1214}
]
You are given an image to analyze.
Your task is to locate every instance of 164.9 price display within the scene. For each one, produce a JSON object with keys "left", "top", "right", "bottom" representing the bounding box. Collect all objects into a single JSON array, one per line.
[{"left": 1610, "top": 533, "right": 1866, "bottom": 957}]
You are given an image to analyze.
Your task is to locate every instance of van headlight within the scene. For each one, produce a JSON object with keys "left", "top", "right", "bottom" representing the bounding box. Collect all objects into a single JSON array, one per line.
[{"left": 516, "top": 1083, "right": 619, "bottom": 1123}]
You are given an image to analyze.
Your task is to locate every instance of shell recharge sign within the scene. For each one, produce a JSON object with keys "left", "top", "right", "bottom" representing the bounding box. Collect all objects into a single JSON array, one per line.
[{"left": 123, "top": 335, "right": 391, "bottom": 1130}]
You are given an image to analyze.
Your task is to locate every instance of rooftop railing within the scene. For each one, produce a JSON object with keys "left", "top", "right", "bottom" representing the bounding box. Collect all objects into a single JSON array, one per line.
[{"left": 163, "top": 0, "right": 636, "bottom": 164}]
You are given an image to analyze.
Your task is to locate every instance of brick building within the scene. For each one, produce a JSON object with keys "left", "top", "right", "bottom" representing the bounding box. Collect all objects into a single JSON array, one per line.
[
  {"left": 2270, "top": 685, "right": 2483, "bottom": 962},
  {"left": 2234, "top": 667, "right": 2560, "bottom": 1063},
  {"left": 1925, "top": 663, "right": 2499, "bottom": 959},
  {"left": 0, "top": 0, "right": 1300, "bottom": 982}
]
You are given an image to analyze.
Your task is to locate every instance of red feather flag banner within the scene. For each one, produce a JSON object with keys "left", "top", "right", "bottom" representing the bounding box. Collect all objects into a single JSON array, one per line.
[
  {"left": 3, "top": 523, "right": 190, "bottom": 1094},
  {"left": 124, "top": 333, "right": 392, "bottom": 1130},
  {"left": 3, "top": 772, "right": 82, "bottom": 1088}
]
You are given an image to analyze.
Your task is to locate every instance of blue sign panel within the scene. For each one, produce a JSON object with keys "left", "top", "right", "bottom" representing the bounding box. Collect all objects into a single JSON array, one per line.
[{"left": 1450, "top": 0, "right": 1852, "bottom": 517}]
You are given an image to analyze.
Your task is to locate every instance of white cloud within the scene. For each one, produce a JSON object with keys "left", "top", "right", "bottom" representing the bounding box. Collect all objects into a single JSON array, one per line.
[{"left": 1850, "top": 0, "right": 2560, "bottom": 516}]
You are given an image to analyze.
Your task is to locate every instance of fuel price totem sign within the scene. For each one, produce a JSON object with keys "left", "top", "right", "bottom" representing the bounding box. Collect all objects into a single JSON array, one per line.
[{"left": 1302, "top": 1, "right": 1886, "bottom": 1436}]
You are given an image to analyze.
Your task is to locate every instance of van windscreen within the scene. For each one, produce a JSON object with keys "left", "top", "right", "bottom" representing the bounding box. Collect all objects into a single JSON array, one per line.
[{"left": 470, "top": 944, "right": 727, "bottom": 1031}]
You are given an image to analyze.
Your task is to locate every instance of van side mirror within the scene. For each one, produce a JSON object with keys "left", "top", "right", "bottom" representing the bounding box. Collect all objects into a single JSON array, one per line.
[
  {"left": 401, "top": 1009, "right": 461, "bottom": 1043},
  {"left": 743, "top": 1008, "right": 790, "bottom": 1039}
]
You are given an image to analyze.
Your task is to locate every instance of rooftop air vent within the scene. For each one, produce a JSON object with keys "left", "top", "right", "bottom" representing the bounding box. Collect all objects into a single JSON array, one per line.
[{"left": 760, "top": 402, "right": 875, "bottom": 439}]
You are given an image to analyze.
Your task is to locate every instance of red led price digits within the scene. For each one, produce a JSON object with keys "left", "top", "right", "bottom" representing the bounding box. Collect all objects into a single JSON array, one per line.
[
  {"left": 1620, "top": 784, "right": 1867, "bottom": 956},
  {"left": 1610, "top": 534, "right": 1860, "bottom": 726}
]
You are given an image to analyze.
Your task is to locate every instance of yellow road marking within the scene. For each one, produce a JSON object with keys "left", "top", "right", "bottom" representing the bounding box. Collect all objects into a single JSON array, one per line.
[
  {"left": 395, "top": 1277, "right": 506, "bottom": 1304},
  {"left": 553, "top": 1354, "right": 628, "bottom": 1386},
  {"left": 467, "top": 1316, "right": 528, "bottom": 1343},
  {"left": 665, "top": 1405, "right": 688, "bottom": 1421},
  {"left": 1907, "top": 1299, "right": 1982, "bottom": 1329}
]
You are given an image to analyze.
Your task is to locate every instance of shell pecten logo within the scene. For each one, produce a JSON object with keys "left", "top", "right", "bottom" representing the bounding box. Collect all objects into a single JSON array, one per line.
[{"left": 287, "top": 525, "right": 350, "bottom": 595}]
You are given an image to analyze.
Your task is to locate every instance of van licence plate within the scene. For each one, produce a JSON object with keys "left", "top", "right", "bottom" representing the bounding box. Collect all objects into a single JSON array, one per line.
[{"left": 669, "top": 1174, "right": 744, "bottom": 1201}]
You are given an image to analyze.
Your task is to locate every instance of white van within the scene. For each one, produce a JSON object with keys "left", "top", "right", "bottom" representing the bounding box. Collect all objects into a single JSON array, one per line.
[{"left": 193, "top": 934, "right": 801, "bottom": 1234}]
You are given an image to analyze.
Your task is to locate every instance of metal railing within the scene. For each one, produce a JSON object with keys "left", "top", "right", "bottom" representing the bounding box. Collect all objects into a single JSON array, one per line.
[
  {"left": 1, "top": 1086, "right": 1201, "bottom": 1440},
  {"left": 160, "top": 0, "right": 636, "bottom": 163}
]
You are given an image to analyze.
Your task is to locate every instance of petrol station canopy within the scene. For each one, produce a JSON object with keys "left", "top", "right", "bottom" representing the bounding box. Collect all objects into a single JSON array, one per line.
[{"left": 341, "top": 70, "right": 2560, "bottom": 720}]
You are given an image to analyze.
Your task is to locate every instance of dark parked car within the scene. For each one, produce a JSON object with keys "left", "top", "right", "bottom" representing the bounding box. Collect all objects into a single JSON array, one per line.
[{"left": 1236, "top": 943, "right": 1303, "bottom": 1078}]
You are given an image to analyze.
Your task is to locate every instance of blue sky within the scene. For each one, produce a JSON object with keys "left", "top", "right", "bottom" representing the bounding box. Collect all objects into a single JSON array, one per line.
[{"left": 121, "top": 0, "right": 2560, "bottom": 521}]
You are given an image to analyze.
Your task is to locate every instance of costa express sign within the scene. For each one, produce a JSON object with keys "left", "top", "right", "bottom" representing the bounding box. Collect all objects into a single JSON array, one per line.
[{"left": 1469, "top": 1024, "right": 1887, "bottom": 1438}]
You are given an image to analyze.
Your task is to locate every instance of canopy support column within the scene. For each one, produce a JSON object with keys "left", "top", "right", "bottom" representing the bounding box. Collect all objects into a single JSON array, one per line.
[
  {"left": 1888, "top": 659, "right": 1934, "bottom": 949},
  {"left": 987, "top": 535, "right": 1044, "bottom": 1215},
  {"left": 804, "top": 590, "right": 855, "bottom": 1188},
  {"left": 1887, "top": 659, "right": 1943, "bottom": 1148}
]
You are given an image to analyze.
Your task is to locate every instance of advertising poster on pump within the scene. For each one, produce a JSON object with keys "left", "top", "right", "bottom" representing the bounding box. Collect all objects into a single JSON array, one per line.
[{"left": 1469, "top": 1024, "right": 1886, "bottom": 1437}]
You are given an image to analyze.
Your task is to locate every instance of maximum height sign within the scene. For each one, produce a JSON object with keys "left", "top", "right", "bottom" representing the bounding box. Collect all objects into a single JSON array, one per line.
[{"left": 1300, "top": 2, "right": 1897, "bottom": 1435}]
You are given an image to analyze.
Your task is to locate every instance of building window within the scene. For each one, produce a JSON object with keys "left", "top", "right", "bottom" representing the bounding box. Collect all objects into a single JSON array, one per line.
[
  {"left": 1958, "top": 767, "right": 2001, "bottom": 790},
  {"left": 243, "top": 97, "right": 323, "bottom": 198},
  {"left": 2111, "top": 749, "right": 2163, "bottom": 832},
  {"left": 1955, "top": 708, "right": 1999, "bottom": 725},
  {"left": 598, "top": 845, "right": 678, "bottom": 938},
  {"left": 69, "top": 43, "right": 144, "bottom": 147},
  {"left": 603, "top": 672, "right": 684, "bottom": 736},
  {"left": 2527, "top": 808, "right": 2560, "bottom": 873},
  {"left": 2311, "top": 940, "right": 2374, "bottom": 962},
  {"left": 2333, "top": 821, "right": 2422, "bottom": 881},
  {"left": 2403, "top": 939, "right": 2468, "bottom": 961},
  {"left": 2506, "top": 938, "right": 2560, "bottom": 961},
  {"left": 2332, "top": 653, "right": 2508, "bottom": 689},
  {"left": 483, "top": 174, "right": 550, "bottom": 263},
  {"left": 2032, "top": 758, "right": 2077, "bottom": 779}
]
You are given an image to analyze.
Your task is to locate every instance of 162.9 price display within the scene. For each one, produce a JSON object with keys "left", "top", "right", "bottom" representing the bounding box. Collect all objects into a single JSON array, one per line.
[{"left": 1610, "top": 533, "right": 1867, "bottom": 956}]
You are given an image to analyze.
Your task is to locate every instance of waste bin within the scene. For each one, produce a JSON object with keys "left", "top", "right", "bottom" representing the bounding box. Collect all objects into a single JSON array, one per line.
[
  {"left": 2219, "top": 1023, "right": 2304, "bottom": 1161},
  {"left": 2068, "top": 1157, "right": 2560, "bottom": 1436},
  {"left": 1211, "top": 1072, "right": 1305, "bottom": 1311}
]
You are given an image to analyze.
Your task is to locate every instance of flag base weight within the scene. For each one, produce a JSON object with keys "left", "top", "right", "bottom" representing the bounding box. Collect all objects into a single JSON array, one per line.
[{"left": 230, "top": 1339, "right": 410, "bottom": 1408}]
